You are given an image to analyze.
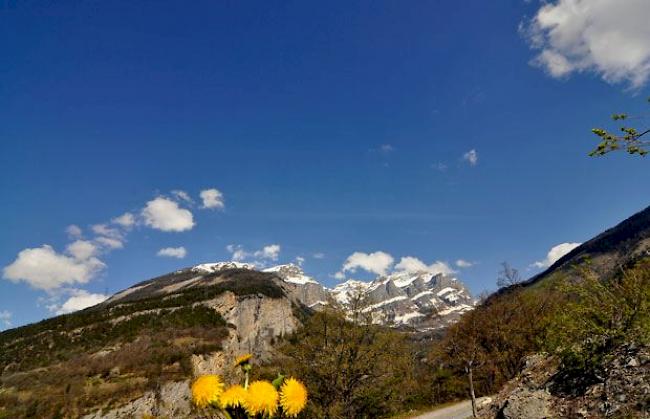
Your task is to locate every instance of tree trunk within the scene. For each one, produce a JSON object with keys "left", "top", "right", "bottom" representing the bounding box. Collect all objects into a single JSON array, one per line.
[{"left": 468, "top": 366, "right": 477, "bottom": 417}]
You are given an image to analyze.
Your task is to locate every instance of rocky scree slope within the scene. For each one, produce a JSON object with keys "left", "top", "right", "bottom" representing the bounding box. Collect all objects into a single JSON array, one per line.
[{"left": 478, "top": 344, "right": 650, "bottom": 419}]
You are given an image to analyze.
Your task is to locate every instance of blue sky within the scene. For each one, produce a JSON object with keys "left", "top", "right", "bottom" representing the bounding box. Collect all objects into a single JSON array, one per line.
[{"left": 1, "top": 0, "right": 649, "bottom": 329}]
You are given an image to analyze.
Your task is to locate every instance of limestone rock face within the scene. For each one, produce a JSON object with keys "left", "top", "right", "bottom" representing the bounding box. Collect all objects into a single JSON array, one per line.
[
  {"left": 206, "top": 290, "right": 300, "bottom": 361},
  {"left": 82, "top": 380, "right": 192, "bottom": 419}
]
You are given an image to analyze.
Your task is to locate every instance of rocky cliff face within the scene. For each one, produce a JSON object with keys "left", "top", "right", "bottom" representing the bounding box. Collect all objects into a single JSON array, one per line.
[
  {"left": 80, "top": 288, "right": 301, "bottom": 419},
  {"left": 478, "top": 344, "right": 650, "bottom": 419},
  {"left": 263, "top": 264, "right": 331, "bottom": 309}
]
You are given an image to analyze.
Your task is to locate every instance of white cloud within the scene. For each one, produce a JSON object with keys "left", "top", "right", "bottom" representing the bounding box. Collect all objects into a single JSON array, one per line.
[
  {"left": 380, "top": 144, "right": 394, "bottom": 153},
  {"left": 66, "top": 225, "right": 83, "bottom": 239},
  {"left": 339, "top": 251, "right": 395, "bottom": 277},
  {"left": 66, "top": 240, "right": 99, "bottom": 260},
  {"left": 463, "top": 149, "right": 478, "bottom": 166},
  {"left": 313, "top": 252, "right": 325, "bottom": 259},
  {"left": 523, "top": 0, "right": 650, "bottom": 88},
  {"left": 295, "top": 256, "right": 305, "bottom": 266},
  {"left": 200, "top": 188, "right": 225, "bottom": 210},
  {"left": 50, "top": 289, "right": 109, "bottom": 315},
  {"left": 3, "top": 245, "right": 105, "bottom": 290},
  {"left": 0, "top": 310, "right": 12, "bottom": 328},
  {"left": 95, "top": 236, "right": 124, "bottom": 249},
  {"left": 111, "top": 212, "right": 135, "bottom": 228},
  {"left": 455, "top": 259, "right": 474, "bottom": 268},
  {"left": 227, "top": 243, "right": 281, "bottom": 263},
  {"left": 395, "top": 256, "right": 455, "bottom": 275},
  {"left": 226, "top": 244, "right": 248, "bottom": 262},
  {"left": 254, "top": 244, "right": 281, "bottom": 261},
  {"left": 394, "top": 256, "right": 428, "bottom": 272},
  {"left": 91, "top": 224, "right": 123, "bottom": 239},
  {"left": 532, "top": 242, "right": 582, "bottom": 269},
  {"left": 171, "top": 190, "right": 194, "bottom": 204},
  {"left": 157, "top": 246, "right": 187, "bottom": 259},
  {"left": 142, "top": 197, "right": 195, "bottom": 232}
]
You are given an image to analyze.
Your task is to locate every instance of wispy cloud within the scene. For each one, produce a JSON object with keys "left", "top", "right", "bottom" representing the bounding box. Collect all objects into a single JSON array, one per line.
[
  {"left": 462, "top": 149, "right": 478, "bottom": 166},
  {"left": 455, "top": 259, "right": 474, "bottom": 268},
  {"left": 226, "top": 243, "right": 281, "bottom": 266},
  {"left": 0, "top": 310, "right": 12, "bottom": 328}
]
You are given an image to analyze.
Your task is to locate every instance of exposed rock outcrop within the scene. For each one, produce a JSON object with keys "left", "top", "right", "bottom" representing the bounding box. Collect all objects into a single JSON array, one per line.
[
  {"left": 479, "top": 344, "right": 650, "bottom": 418},
  {"left": 82, "top": 380, "right": 192, "bottom": 419}
]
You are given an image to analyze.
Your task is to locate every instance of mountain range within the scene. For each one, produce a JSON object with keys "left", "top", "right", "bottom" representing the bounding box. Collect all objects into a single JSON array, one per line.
[{"left": 103, "top": 260, "right": 475, "bottom": 331}]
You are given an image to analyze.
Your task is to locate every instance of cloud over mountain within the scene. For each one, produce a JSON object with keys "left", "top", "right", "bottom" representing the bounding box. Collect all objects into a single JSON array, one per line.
[
  {"left": 142, "top": 197, "right": 195, "bottom": 232},
  {"left": 157, "top": 247, "right": 187, "bottom": 259},
  {"left": 532, "top": 242, "right": 582, "bottom": 269},
  {"left": 3, "top": 245, "right": 106, "bottom": 290}
]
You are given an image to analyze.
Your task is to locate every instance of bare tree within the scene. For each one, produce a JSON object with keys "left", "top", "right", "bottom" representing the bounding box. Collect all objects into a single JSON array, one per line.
[{"left": 497, "top": 262, "right": 522, "bottom": 289}]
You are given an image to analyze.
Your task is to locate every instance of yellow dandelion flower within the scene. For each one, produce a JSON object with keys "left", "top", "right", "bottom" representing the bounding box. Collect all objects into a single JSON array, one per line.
[
  {"left": 191, "top": 375, "right": 224, "bottom": 408},
  {"left": 234, "top": 353, "right": 253, "bottom": 367},
  {"left": 243, "top": 380, "right": 279, "bottom": 417},
  {"left": 280, "top": 378, "right": 308, "bottom": 417},
  {"left": 220, "top": 384, "right": 248, "bottom": 409}
]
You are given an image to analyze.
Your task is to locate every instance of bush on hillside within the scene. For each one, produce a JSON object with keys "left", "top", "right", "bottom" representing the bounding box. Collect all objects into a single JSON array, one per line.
[
  {"left": 544, "top": 259, "right": 650, "bottom": 393},
  {"left": 276, "top": 309, "right": 432, "bottom": 419}
]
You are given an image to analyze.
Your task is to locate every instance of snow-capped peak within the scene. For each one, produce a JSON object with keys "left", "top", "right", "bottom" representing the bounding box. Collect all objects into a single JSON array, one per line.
[
  {"left": 192, "top": 261, "right": 256, "bottom": 273},
  {"left": 263, "top": 264, "right": 319, "bottom": 285},
  {"left": 331, "top": 279, "right": 371, "bottom": 305}
]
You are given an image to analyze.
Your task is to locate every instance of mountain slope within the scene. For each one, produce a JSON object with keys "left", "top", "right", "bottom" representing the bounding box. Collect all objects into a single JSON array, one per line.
[
  {"left": 527, "top": 204, "right": 650, "bottom": 287},
  {"left": 0, "top": 268, "right": 306, "bottom": 418}
]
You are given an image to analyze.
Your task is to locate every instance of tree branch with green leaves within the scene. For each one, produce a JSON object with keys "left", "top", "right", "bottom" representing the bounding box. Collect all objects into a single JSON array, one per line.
[{"left": 590, "top": 97, "right": 650, "bottom": 157}]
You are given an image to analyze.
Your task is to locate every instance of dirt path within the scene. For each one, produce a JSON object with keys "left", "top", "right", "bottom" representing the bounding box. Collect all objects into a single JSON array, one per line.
[{"left": 410, "top": 397, "right": 490, "bottom": 419}]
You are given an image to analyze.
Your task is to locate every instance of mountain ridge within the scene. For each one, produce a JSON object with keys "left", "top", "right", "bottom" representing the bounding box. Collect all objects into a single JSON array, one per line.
[
  {"left": 526, "top": 204, "right": 650, "bottom": 287},
  {"left": 96, "top": 261, "right": 475, "bottom": 330}
]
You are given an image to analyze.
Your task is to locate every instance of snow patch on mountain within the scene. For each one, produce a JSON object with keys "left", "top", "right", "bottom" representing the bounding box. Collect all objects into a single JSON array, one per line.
[
  {"left": 192, "top": 261, "right": 256, "bottom": 273},
  {"left": 361, "top": 295, "right": 408, "bottom": 312},
  {"left": 263, "top": 264, "right": 319, "bottom": 285},
  {"left": 330, "top": 279, "right": 372, "bottom": 305}
]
